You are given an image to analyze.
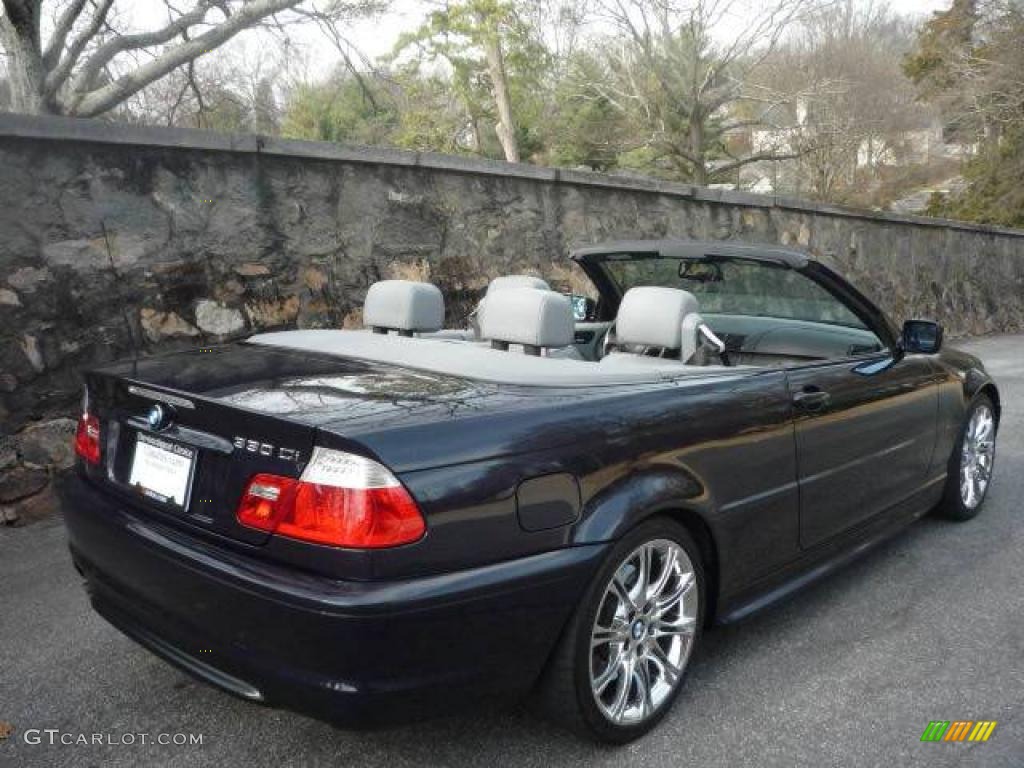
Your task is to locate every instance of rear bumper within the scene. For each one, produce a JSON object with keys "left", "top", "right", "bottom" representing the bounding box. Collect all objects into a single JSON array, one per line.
[{"left": 58, "top": 472, "right": 606, "bottom": 726}]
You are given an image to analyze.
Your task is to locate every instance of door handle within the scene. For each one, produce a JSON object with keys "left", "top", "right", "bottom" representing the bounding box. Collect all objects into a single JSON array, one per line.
[{"left": 793, "top": 388, "right": 831, "bottom": 412}]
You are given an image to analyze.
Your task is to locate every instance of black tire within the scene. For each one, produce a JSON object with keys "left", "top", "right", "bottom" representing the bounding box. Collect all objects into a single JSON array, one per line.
[
  {"left": 536, "top": 517, "right": 704, "bottom": 744},
  {"left": 934, "top": 394, "right": 997, "bottom": 522}
]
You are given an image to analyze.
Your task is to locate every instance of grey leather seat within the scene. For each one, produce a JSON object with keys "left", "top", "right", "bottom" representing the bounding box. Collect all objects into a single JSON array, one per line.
[
  {"left": 363, "top": 280, "right": 444, "bottom": 336},
  {"left": 486, "top": 275, "right": 551, "bottom": 295},
  {"left": 600, "top": 286, "right": 706, "bottom": 367},
  {"left": 472, "top": 274, "right": 551, "bottom": 335},
  {"left": 479, "top": 287, "right": 574, "bottom": 356}
]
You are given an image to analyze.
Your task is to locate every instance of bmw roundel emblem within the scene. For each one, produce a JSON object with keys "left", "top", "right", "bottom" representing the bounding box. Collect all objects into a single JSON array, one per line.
[{"left": 146, "top": 403, "right": 172, "bottom": 431}]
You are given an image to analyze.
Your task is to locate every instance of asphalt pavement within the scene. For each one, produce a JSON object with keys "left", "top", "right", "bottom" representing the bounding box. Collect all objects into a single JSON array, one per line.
[{"left": 1, "top": 335, "right": 1022, "bottom": 767}]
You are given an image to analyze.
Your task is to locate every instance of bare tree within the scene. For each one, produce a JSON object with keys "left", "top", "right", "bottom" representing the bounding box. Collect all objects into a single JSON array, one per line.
[
  {"left": 588, "top": 0, "right": 815, "bottom": 184},
  {"left": 122, "top": 37, "right": 287, "bottom": 132},
  {"left": 523, "top": 0, "right": 588, "bottom": 75},
  {"left": 0, "top": 0, "right": 381, "bottom": 117},
  {"left": 753, "top": 0, "right": 932, "bottom": 201}
]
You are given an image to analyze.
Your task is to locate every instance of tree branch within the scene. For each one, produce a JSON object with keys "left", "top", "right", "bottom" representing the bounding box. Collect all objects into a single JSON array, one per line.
[
  {"left": 65, "top": 0, "right": 302, "bottom": 116},
  {"left": 64, "top": 0, "right": 217, "bottom": 102},
  {"left": 291, "top": 6, "right": 380, "bottom": 111},
  {"left": 184, "top": 57, "right": 205, "bottom": 126},
  {"left": 713, "top": 149, "right": 805, "bottom": 177},
  {"left": 41, "top": 0, "right": 89, "bottom": 69},
  {"left": 44, "top": 0, "right": 115, "bottom": 97}
]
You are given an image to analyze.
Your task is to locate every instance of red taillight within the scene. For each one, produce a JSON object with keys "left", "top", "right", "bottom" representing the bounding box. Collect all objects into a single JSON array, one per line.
[
  {"left": 74, "top": 413, "right": 101, "bottom": 465},
  {"left": 236, "top": 449, "right": 426, "bottom": 549},
  {"left": 236, "top": 474, "right": 297, "bottom": 532}
]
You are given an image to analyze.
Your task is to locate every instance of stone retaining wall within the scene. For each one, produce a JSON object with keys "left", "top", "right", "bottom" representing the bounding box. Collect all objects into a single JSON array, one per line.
[{"left": 2, "top": 113, "right": 1024, "bottom": 522}]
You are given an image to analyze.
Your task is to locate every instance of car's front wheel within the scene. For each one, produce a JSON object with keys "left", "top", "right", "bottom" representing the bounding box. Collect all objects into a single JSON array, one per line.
[
  {"left": 935, "top": 394, "right": 997, "bottom": 521},
  {"left": 538, "top": 518, "right": 703, "bottom": 743}
]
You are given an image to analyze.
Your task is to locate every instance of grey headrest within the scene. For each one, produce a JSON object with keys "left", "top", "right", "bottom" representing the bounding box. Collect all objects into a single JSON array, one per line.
[
  {"left": 363, "top": 280, "right": 444, "bottom": 333},
  {"left": 480, "top": 287, "right": 574, "bottom": 349},
  {"left": 615, "top": 286, "right": 700, "bottom": 349},
  {"left": 486, "top": 274, "right": 551, "bottom": 295}
]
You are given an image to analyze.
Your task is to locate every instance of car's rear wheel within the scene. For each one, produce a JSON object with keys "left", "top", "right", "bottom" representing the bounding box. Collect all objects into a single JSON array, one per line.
[
  {"left": 934, "top": 394, "right": 997, "bottom": 521},
  {"left": 538, "top": 518, "right": 703, "bottom": 743}
]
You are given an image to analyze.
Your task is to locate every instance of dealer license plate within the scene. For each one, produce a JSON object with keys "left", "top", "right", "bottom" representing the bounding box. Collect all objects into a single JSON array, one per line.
[{"left": 128, "top": 432, "right": 196, "bottom": 508}]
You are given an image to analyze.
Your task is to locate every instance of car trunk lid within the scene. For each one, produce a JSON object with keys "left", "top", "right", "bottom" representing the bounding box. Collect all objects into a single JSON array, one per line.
[{"left": 81, "top": 343, "right": 492, "bottom": 548}]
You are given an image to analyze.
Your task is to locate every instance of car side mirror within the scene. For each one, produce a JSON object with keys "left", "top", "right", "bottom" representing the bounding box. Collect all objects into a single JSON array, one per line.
[
  {"left": 569, "top": 294, "right": 597, "bottom": 322},
  {"left": 901, "top": 319, "right": 943, "bottom": 354}
]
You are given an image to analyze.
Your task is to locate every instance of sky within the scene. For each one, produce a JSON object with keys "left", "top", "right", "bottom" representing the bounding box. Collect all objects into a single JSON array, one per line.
[
  {"left": 318, "top": 0, "right": 954, "bottom": 61},
  {"left": 121, "top": 0, "right": 955, "bottom": 79}
]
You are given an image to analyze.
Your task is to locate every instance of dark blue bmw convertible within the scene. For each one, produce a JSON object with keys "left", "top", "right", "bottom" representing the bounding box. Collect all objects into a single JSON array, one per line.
[{"left": 60, "top": 240, "right": 1000, "bottom": 742}]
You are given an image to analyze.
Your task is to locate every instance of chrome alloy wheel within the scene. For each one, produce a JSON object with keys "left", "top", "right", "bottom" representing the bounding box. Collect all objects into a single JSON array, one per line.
[
  {"left": 589, "top": 539, "right": 698, "bottom": 726},
  {"left": 961, "top": 404, "right": 996, "bottom": 510}
]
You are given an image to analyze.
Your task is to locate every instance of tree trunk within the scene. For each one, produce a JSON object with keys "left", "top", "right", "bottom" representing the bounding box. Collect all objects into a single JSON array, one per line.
[
  {"left": 689, "top": 117, "right": 708, "bottom": 185},
  {"left": 483, "top": 34, "right": 520, "bottom": 163},
  {"left": 0, "top": 1, "right": 51, "bottom": 114},
  {"left": 468, "top": 114, "right": 483, "bottom": 153}
]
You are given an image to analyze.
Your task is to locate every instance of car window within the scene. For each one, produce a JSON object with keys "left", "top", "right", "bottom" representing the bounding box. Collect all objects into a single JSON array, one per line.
[{"left": 603, "top": 256, "right": 869, "bottom": 330}]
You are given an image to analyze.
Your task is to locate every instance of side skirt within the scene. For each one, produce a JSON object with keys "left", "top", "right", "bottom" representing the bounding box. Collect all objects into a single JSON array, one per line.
[{"left": 715, "top": 475, "right": 945, "bottom": 625}]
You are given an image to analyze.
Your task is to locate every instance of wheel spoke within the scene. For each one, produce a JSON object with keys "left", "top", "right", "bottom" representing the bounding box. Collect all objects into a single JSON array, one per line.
[
  {"left": 978, "top": 457, "right": 992, "bottom": 478},
  {"left": 962, "top": 467, "right": 976, "bottom": 507},
  {"left": 652, "top": 614, "right": 697, "bottom": 639},
  {"left": 593, "top": 647, "right": 626, "bottom": 695},
  {"left": 592, "top": 618, "right": 629, "bottom": 648},
  {"left": 648, "top": 546, "right": 677, "bottom": 602},
  {"left": 648, "top": 642, "right": 681, "bottom": 686},
  {"left": 610, "top": 573, "right": 639, "bottom": 614},
  {"left": 608, "top": 656, "right": 635, "bottom": 721},
  {"left": 654, "top": 572, "right": 695, "bottom": 617},
  {"left": 636, "top": 547, "right": 652, "bottom": 604},
  {"left": 977, "top": 417, "right": 993, "bottom": 442},
  {"left": 635, "top": 658, "right": 654, "bottom": 719}
]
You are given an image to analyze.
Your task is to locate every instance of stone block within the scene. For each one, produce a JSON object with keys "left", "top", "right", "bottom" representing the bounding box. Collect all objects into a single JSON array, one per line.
[
  {"left": 0, "top": 466, "right": 48, "bottom": 503},
  {"left": 194, "top": 299, "right": 245, "bottom": 336},
  {"left": 140, "top": 308, "right": 200, "bottom": 343}
]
